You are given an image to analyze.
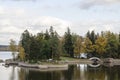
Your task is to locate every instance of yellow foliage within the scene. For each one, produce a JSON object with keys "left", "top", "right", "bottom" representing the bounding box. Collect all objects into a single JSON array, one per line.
[
  {"left": 18, "top": 45, "right": 25, "bottom": 61},
  {"left": 95, "top": 37, "right": 107, "bottom": 54}
]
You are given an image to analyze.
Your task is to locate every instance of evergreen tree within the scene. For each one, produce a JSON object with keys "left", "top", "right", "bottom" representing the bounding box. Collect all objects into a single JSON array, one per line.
[
  {"left": 20, "top": 30, "right": 31, "bottom": 60},
  {"left": 105, "top": 32, "right": 118, "bottom": 58},
  {"left": 86, "top": 31, "right": 90, "bottom": 38},
  {"left": 86, "top": 30, "right": 97, "bottom": 44},
  {"left": 29, "top": 36, "right": 40, "bottom": 61},
  {"left": 90, "top": 31, "right": 96, "bottom": 44},
  {"left": 86, "top": 30, "right": 98, "bottom": 57},
  {"left": 44, "top": 30, "right": 50, "bottom": 40},
  {"left": 64, "top": 27, "right": 74, "bottom": 57},
  {"left": 41, "top": 30, "right": 51, "bottom": 59},
  {"left": 118, "top": 33, "right": 120, "bottom": 58},
  {"left": 49, "top": 27, "right": 60, "bottom": 60},
  {"left": 52, "top": 32, "right": 60, "bottom": 60}
]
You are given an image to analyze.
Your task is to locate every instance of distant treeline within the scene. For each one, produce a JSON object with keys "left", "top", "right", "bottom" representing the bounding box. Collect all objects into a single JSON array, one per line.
[{"left": 0, "top": 45, "right": 10, "bottom": 51}]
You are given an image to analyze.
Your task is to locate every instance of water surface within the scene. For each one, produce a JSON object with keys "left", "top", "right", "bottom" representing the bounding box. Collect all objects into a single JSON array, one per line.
[
  {"left": 0, "top": 51, "right": 120, "bottom": 80},
  {"left": 0, "top": 51, "right": 13, "bottom": 61}
]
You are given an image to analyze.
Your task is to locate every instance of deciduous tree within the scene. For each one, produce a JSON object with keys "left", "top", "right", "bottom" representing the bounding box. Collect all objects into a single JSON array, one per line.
[
  {"left": 18, "top": 44, "right": 25, "bottom": 61},
  {"left": 95, "top": 36, "right": 107, "bottom": 57},
  {"left": 9, "top": 39, "right": 17, "bottom": 60}
]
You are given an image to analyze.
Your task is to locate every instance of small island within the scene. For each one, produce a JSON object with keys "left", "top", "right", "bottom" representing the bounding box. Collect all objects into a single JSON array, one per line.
[{"left": 5, "top": 26, "right": 120, "bottom": 70}]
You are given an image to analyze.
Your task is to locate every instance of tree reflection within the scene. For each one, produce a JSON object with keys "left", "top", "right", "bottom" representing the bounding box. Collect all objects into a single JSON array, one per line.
[
  {"left": 18, "top": 68, "right": 63, "bottom": 80},
  {"left": 18, "top": 68, "right": 29, "bottom": 80},
  {"left": 62, "top": 65, "right": 75, "bottom": 80},
  {"left": 105, "top": 65, "right": 120, "bottom": 80},
  {"left": 15, "top": 64, "right": 120, "bottom": 80},
  {"left": 10, "top": 66, "right": 15, "bottom": 80},
  {"left": 86, "top": 66, "right": 105, "bottom": 80}
]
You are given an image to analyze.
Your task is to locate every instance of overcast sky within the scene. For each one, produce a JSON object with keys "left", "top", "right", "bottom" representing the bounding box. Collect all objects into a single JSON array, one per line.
[{"left": 0, "top": 0, "right": 120, "bottom": 45}]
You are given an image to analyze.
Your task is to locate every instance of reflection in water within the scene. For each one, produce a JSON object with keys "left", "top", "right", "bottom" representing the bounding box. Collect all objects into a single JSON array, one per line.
[
  {"left": 2, "top": 52, "right": 120, "bottom": 80},
  {"left": 10, "top": 66, "right": 15, "bottom": 80},
  {"left": 9, "top": 66, "right": 18, "bottom": 80},
  {"left": 1, "top": 64, "right": 120, "bottom": 80},
  {"left": 18, "top": 68, "right": 63, "bottom": 80},
  {"left": 18, "top": 67, "right": 29, "bottom": 80},
  {"left": 88, "top": 63, "right": 101, "bottom": 68}
]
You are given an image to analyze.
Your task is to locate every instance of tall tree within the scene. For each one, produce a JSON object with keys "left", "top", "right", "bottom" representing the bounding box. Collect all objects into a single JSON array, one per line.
[
  {"left": 64, "top": 27, "right": 74, "bottom": 57},
  {"left": 49, "top": 27, "right": 60, "bottom": 60},
  {"left": 95, "top": 36, "right": 107, "bottom": 57},
  {"left": 18, "top": 44, "right": 25, "bottom": 61},
  {"left": 73, "top": 35, "right": 83, "bottom": 58},
  {"left": 105, "top": 31, "right": 118, "bottom": 58},
  {"left": 86, "top": 30, "right": 98, "bottom": 57},
  {"left": 52, "top": 31, "right": 60, "bottom": 60},
  {"left": 83, "top": 38, "right": 94, "bottom": 58},
  {"left": 9, "top": 39, "right": 17, "bottom": 61},
  {"left": 29, "top": 36, "right": 40, "bottom": 61},
  {"left": 90, "top": 30, "right": 97, "bottom": 44},
  {"left": 86, "top": 30, "right": 97, "bottom": 45},
  {"left": 20, "top": 30, "right": 31, "bottom": 60},
  {"left": 36, "top": 31, "right": 51, "bottom": 60},
  {"left": 118, "top": 33, "right": 120, "bottom": 58},
  {"left": 36, "top": 32, "right": 45, "bottom": 59}
]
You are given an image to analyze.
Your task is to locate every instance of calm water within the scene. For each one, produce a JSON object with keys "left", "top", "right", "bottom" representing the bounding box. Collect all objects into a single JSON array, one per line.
[
  {"left": 0, "top": 52, "right": 120, "bottom": 80},
  {"left": 0, "top": 51, "right": 18, "bottom": 61}
]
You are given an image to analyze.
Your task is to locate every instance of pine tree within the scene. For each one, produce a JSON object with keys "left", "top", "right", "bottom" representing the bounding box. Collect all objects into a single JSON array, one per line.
[
  {"left": 64, "top": 27, "right": 74, "bottom": 57},
  {"left": 49, "top": 27, "right": 60, "bottom": 60},
  {"left": 105, "top": 31, "right": 118, "bottom": 58},
  {"left": 118, "top": 33, "right": 120, "bottom": 58},
  {"left": 20, "top": 30, "right": 31, "bottom": 60}
]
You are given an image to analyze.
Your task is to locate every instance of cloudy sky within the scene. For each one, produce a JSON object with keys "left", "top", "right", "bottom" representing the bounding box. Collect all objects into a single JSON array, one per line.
[{"left": 0, "top": 0, "right": 120, "bottom": 45}]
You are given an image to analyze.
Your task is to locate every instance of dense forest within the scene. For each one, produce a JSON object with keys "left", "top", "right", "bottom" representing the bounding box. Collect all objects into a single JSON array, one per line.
[{"left": 10, "top": 26, "right": 120, "bottom": 61}]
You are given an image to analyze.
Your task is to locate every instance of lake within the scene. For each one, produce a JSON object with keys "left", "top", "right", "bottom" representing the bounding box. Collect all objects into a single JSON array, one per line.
[
  {"left": 0, "top": 51, "right": 13, "bottom": 61},
  {"left": 0, "top": 51, "right": 120, "bottom": 80}
]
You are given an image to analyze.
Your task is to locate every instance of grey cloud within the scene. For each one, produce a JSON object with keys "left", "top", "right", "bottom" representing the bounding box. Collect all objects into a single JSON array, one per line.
[
  {"left": 29, "top": 16, "right": 71, "bottom": 35},
  {"left": 78, "top": 0, "right": 120, "bottom": 9},
  {"left": 71, "top": 21, "right": 120, "bottom": 36}
]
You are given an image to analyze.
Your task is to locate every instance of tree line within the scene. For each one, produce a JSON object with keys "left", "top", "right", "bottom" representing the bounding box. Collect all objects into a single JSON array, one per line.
[{"left": 10, "top": 26, "right": 120, "bottom": 61}]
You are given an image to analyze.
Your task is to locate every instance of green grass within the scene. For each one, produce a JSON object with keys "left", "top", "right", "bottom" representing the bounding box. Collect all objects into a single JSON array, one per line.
[{"left": 60, "top": 57, "right": 79, "bottom": 61}]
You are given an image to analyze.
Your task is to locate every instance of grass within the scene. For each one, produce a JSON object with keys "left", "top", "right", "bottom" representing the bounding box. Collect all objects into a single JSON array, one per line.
[
  {"left": 60, "top": 57, "right": 79, "bottom": 61},
  {"left": 25, "top": 56, "right": 89, "bottom": 65}
]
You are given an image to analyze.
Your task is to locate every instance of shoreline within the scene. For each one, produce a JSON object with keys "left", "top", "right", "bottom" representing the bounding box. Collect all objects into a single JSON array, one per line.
[
  {"left": 3, "top": 59, "right": 120, "bottom": 68},
  {"left": 18, "top": 62, "right": 68, "bottom": 69}
]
